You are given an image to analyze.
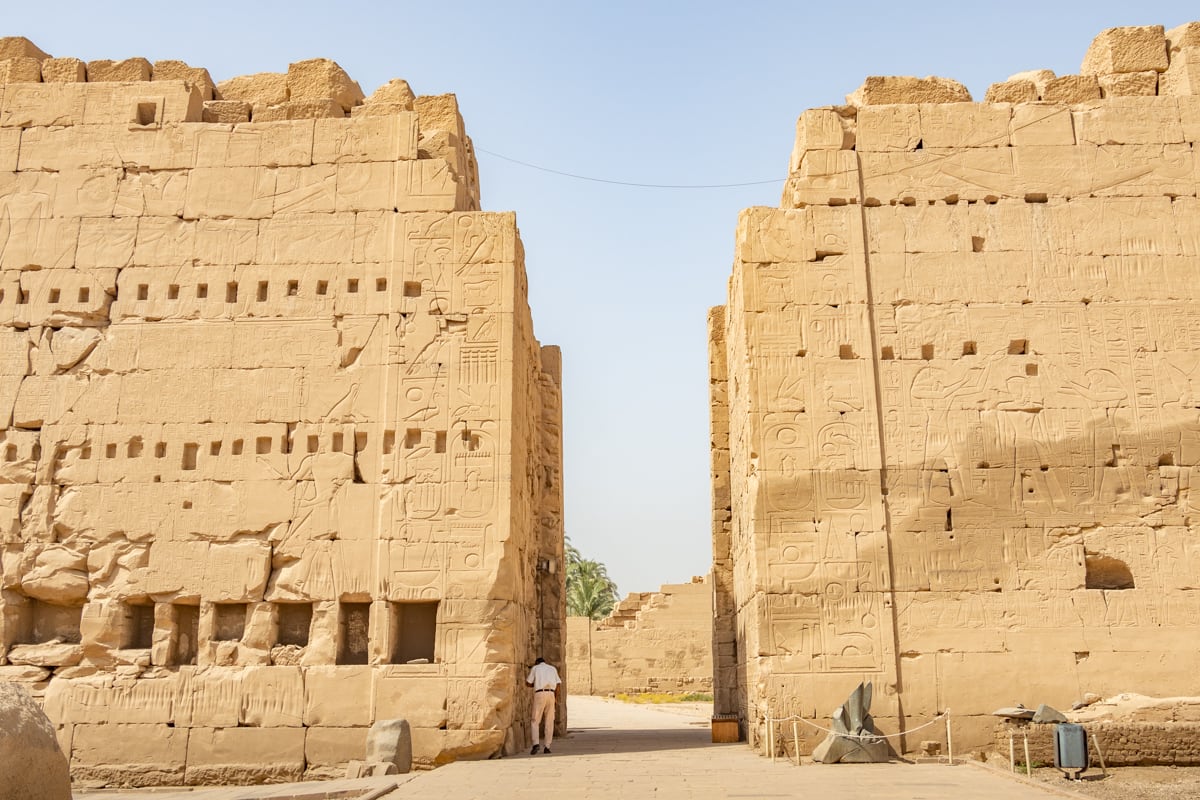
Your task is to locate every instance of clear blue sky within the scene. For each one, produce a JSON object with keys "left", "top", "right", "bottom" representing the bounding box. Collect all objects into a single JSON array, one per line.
[{"left": 10, "top": 1, "right": 1196, "bottom": 596}]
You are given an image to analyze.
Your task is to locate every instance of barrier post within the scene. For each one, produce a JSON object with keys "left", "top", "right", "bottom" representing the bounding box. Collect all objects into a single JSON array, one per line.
[
  {"left": 1008, "top": 732, "right": 1015, "bottom": 772},
  {"left": 793, "top": 721, "right": 800, "bottom": 766},
  {"left": 1023, "top": 734, "right": 1032, "bottom": 777},
  {"left": 945, "top": 710, "right": 953, "bottom": 765}
]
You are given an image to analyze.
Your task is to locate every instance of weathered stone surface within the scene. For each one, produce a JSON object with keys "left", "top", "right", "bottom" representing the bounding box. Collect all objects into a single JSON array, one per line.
[
  {"left": 1042, "top": 73, "right": 1102, "bottom": 103},
  {"left": 0, "top": 47, "right": 562, "bottom": 787},
  {"left": 1081, "top": 25, "right": 1168, "bottom": 75},
  {"left": 287, "top": 58, "right": 363, "bottom": 111},
  {"left": 152, "top": 60, "right": 215, "bottom": 100},
  {"left": 1099, "top": 70, "right": 1158, "bottom": 96},
  {"left": 86, "top": 58, "right": 151, "bottom": 82},
  {"left": 1007, "top": 69, "right": 1056, "bottom": 98},
  {"left": 847, "top": 75, "right": 971, "bottom": 106},
  {"left": 215, "top": 72, "right": 288, "bottom": 109},
  {"left": 40, "top": 58, "right": 85, "bottom": 83},
  {"left": 0, "top": 57, "right": 43, "bottom": 83},
  {"left": 201, "top": 99, "right": 251, "bottom": 124},
  {"left": 0, "top": 683, "right": 71, "bottom": 800},
  {"left": 0, "top": 37, "right": 50, "bottom": 61},
  {"left": 363, "top": 78, "right": 415, "bottom": 110},
  {"left": 984, "top": 79, "right": 1037, "bottom": 104}
]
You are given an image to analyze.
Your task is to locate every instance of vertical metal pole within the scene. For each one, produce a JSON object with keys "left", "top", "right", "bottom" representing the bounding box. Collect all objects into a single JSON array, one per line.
[
  {"left": 1009, "top": 733, "right": 1015, "bottom": 772},
  {"left": 793, "top": 721, "right": 801, "bottom": 766},
  {"left": 1023, "top": 734, "right": 1032, "bottom": 777},
  {"left": 770, "top": 715, "right": 776, "bottom": 763},
  {"left": 945, "top": 710, "right": 953, "bottom": 766},
  {"left": 1091, "top": 729, "right": 1108, "bottom": 776}
]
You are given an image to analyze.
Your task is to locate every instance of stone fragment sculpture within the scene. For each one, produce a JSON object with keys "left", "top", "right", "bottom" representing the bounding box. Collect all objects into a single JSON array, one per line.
[{"left": 811, "top": 682, "right": 888, "bottom": 763}]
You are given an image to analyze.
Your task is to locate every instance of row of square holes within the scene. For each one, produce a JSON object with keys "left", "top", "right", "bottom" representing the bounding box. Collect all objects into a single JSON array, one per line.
[
  {"left": 0, "top": 288, "right": 91, "bottom": 305},
  {"left": 0, "top": 280, "right": 428, "bottom": 307},
  {"left": 56, "top": 429, "right": 454, "bottom": 468},
  {"left": 134, "top": 279, "right": 425, "bottom": 303}
]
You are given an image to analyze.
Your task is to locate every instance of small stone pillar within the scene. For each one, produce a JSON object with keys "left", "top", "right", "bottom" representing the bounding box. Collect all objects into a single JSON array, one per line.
[{"left": 367, "top": 718, "right": 412, "bottom": 774}]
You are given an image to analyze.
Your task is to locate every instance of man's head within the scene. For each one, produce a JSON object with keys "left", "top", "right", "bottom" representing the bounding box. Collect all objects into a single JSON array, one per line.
[{"left": 535, "top": 657, "right": 545, "bottom": 665}]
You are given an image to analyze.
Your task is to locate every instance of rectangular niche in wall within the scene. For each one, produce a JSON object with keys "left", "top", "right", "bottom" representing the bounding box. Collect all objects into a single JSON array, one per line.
[
  {"left": 173, "top": 604, "right": 200, "bottom": 665},
  {"left": 20, "top": 601, "right": 83, "bottom": 644},
  {"left": 213, "top": 603, "right": 248, "bottom": 642},
  {"left": 338, "top": 602, "right": 371, "bottom": 665},
  {"left": 122, "top": 602, "right": 155, "bottom": 649},
  {"left": 390, "top": 601, "right": 438, "bottom": 664},
  {"left": 276, "top": 602, "right": 313, "bottom": 647}
]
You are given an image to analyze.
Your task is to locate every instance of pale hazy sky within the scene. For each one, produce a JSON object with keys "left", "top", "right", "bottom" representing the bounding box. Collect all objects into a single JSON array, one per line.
[{"left": 9, "top": 1, "right": 1196, "bottom": 595}]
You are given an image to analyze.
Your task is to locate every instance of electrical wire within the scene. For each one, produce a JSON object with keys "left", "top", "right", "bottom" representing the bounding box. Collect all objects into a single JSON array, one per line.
[{"left": 475, "top": 147, "right": 784, "bottom": 189}]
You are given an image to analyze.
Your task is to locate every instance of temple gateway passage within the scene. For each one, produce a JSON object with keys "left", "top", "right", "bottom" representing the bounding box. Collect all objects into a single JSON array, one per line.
[
  {"left": 711, "top": 22, "right": 1200, "bottom": 754},
  {"left": 0, "top": 39, "right": 565, "bottom": 784}
]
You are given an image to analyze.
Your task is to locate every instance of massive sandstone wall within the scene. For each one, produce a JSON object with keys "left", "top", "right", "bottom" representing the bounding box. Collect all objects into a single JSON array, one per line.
[
  {"left": 0, "top": 38, "right": 565, "bottom": 785},
  {"left": 712, "top": 22, "right": 1200, "bottom": 754},
  {"left": 565, "top": 578, "right": 712, "bottom": 696}
]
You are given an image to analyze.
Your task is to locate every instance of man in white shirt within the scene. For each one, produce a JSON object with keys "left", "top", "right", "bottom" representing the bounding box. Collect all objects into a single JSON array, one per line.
[{"left": 525, "top": 657, "right": 562, "bottom": 755}]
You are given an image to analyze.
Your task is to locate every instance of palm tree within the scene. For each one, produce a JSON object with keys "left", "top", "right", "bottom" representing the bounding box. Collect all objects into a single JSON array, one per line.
[{"left": 564, "top": 537, "right": 618, "bottom": 619}]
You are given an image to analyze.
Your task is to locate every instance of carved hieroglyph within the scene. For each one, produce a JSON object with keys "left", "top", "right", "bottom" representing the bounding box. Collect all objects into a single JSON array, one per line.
[
  {"left": 566, "top": 578, "right": 712, "bottom": 696},
  {"left": 712, "top": 22, "right": 1200, "bottom": 755},
  {"left": 0, "top": 40, "right": 565, "bottom": 785}
]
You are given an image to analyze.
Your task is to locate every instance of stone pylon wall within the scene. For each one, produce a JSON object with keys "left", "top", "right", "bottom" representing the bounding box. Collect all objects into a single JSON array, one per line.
[
  {"left": 713, "top": 22, "right": 1200, "bottom": 754},
  {"left": 0, "top": 38, "right": 564, "bottom": 786}
]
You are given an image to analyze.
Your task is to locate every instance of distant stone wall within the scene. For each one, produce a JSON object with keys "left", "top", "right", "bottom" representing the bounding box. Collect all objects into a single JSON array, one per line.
[{"left": 566, "top": 579, "right": 712, "bottom": 696}]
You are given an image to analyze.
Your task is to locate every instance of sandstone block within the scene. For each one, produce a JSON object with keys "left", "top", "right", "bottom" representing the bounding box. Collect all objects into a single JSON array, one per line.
[
  {"left": 1082, "top": 25, "right": 1168, "bottom": 74},
  {"left": 790, "top": 107, "right": 854, "bottom": 170},
  {"left": 184, "top": 726, "right": 304, "bottom": 785},
  {"left": 216, "top": 71, "right": 288, "bottom": 109},
  {"left": 363, "top": 78, "right": 415, "bottom": 110},
  {"left": 1169, "top": 22, "right": 1200, "bottom": 53},
  {"left": 1073, "top": 97, "right": 1185, "bottom": 144},
  {"left": 366, "top": 718, "right": 412, "bottom": 774},
  {"left": 855, "top": 104, "right": 920, "bottom": 151},
  {"left": 0, "top": 37, "right": 50, "bottom": 61},
  {"left": 304, "top": 665, "right": 373, "bottom": 726},
  {"left": 984, "top": 79, "right": 1037, "bottom": 104},
  {"left": 0, "top": 683, "right": 71, "bottom": 800},
  {"left": 1043, "top": 74, "right": 1102, "bottom": 103},
  {"left": 253, "top": 99, "right": 344, "bottom": 121},
  {"left": 201, "top": 99, "right": 250, "bottom": 123},
  {"left": 0, "top": 82, "right": 86, "bottom": 126},
  {"left": 1161, "top": 46, "right": 1200, "bottom": 97},
  {"left": 306, "top": 726, "right": 368, "bottom": 766},
  {"left": 1099, "top": 71, "right": 1158, "bottom": 97},
  {"left": 847, "top": 75, "right": 971, "bottom": 106},
  {"left": 152, "top": 60, "right": 215, "bottom": 100},
  {"left": 1007, "top": 69, "right": 1057, "bottom": 98},
  {"left": 920, "top": 103, "right": 1010, "bottom": 148},
  {"left": 87, "top": 58, "right": 152, "bottom": 82},
  {"left": 414, "top": 93, "right": 466, "bottom": 140},
  {"left": 1011, "top": 103, "right": 1075, "bottom": 146},
  {"left": 287, "top": 58, "right": 364, "bottom": 111},
  {"left": 40, "top": 57, "right": 85, "bottom": 83},
  {"left": 0, "top": 57, "right": 43, "bottom": 83},
  {"left": 312, "top": 114, "right": 419, "bottom": 163},
  {"left": 69, "top": 722, "right": 186, "bottom": 786}
]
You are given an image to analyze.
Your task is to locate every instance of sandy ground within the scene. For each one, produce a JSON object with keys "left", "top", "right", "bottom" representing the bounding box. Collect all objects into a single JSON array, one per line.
[{"left": 1027, "top": 766, "right": 1200, "bottom": 800}]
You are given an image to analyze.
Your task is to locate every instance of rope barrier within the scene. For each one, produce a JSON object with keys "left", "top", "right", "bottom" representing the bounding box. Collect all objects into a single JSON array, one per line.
[{"left": 767, "top": 709, "right": 950, "bottom": 741}]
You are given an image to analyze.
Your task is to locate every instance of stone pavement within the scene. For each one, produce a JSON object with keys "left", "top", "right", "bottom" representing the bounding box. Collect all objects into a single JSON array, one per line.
[{"left": 76, "top": 696, "right": 1068, "bottom": 800}]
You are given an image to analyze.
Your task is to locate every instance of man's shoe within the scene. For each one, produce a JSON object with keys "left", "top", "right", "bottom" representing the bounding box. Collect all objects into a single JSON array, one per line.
[
  {"left": 542, "top": 747, "right": 552, "bottom": 754},
  {"left": 530, "top": 745, "right": 540, "bottom": 755}
]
